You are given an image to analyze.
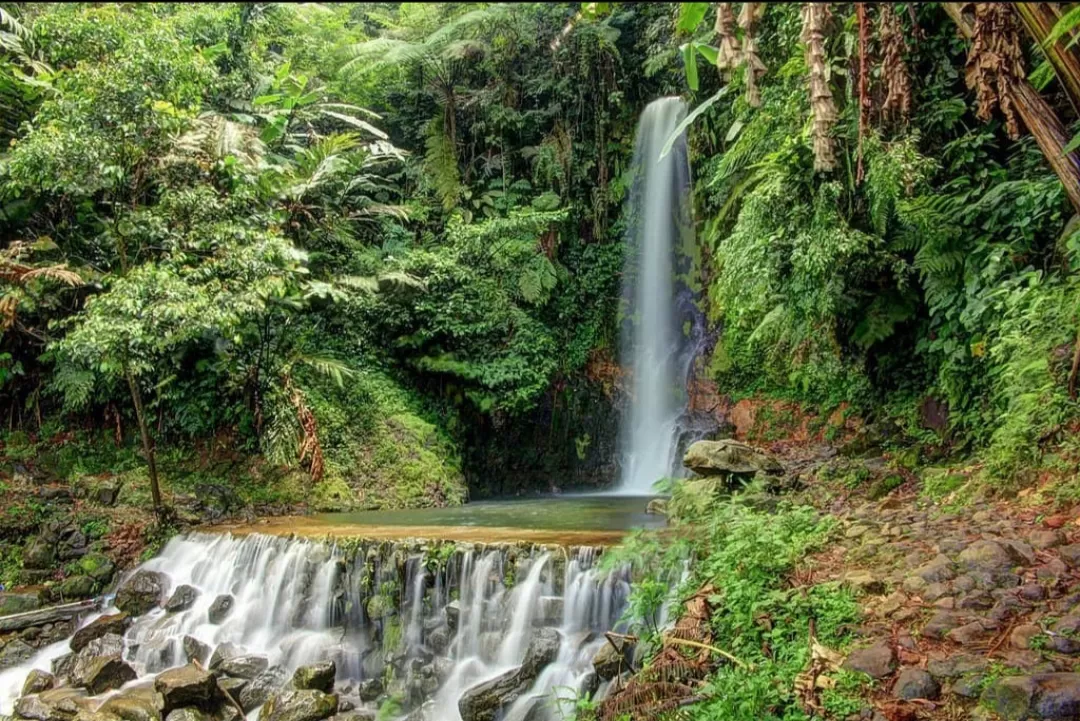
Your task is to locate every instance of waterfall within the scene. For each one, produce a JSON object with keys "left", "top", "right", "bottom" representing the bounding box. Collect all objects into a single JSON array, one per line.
[
  {"left": 618, "top": 97, "right": 695, "bottom": 494},
  {"left": 0, "top": 533, "right": 632, "bottom": 721}
]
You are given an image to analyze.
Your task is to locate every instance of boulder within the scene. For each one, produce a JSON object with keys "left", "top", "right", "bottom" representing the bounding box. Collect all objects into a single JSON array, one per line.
[
  {"left": 0, "top": 638, "right": 36, "bottom": 669},
  {"left": 458, "top": 628, "right": 559, "bottom": 721},
  {"left": 182, "top": 636, "right": 210, "bottom": 665},
  {"left": 91, "top": 484, "right": 121, "bottom": 507},
  {"left": 59, "top": 576, "right": 96, "bottom": 599},
  {"left": 257, "top": 691, "right": 338, "bottom": 721},
  {"left": 592, "top": 637, "right": 634, "bottom": 680},
  {"left": 78, "top": 655, "right": 137, "bottom": 695},
  {"left": 644, "top": 499, "right": 667, "bottom": 516},
  {"left": 208, "top": 643, "right": 243, "bottom": 671},
  {"left": 219, "top": 655, "right": 270, "bottom": 681},
  {"left": 52, "top": 653, "right": 76, "bottom": 682},
  {"left": 23, "top": 537, "right": 57, "bottom": 570},
  {"left": 683, "top": 440, "right": 784, "bottom": 478},
  {"left": 0, "top": 591, "right": 44, "bottom": 616},
  {"left": 164, "top": 710, "right": 207, "bottom": 721},
  {"left": 356, "top": 679, "right": 382, "bottom": 703},
  {"left": 207, "top": 595, "right": 234, "bottom": 625},
  {"left": 22, "top": 669, "right": 57, "bottom": 696},
  {"left": 842, "top": 640, "right": 895, "bottom": 679},
  {"left": 115, "top": 571, "right": 167, "bottom": 617},
  {"left": 154, "top": 664, "right": 218, "bottom": 713},
  {"left": 894, "top": 668, "right": 939, "bottom": 701},
  {"left": 71, "top": 614, "right": 131, "bottom": 653},
  {"left": 218, "top": 677, "right": 249, "bottom": 700},
  {"left": 291, "top": 662, "right": 335, "bottom": 693},
  {"left": 239, "top": 666, "right": 289, "bottom": 712},
  {"left": 445, "top": 601, "right": 460, "bottom": 633},
  {"left": 98, "top": 691, "right": 164, "bottom": 721},
  {"left": 78, "top": 554, "right": 117, "bottom": 585},
  {"left": 14, "top": 692, "right": 81, "bottom": 721},
  {"left": 164, "top": 586, "right": 199, "bottom": 614},
  {"left": 980, "top": 673, "right": 1080, "bottom": 719}
]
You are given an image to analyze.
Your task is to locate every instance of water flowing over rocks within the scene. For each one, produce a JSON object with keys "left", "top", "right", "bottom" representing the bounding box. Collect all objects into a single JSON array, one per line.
[{"left": 0, "top": 533, "right": 633, "bottom": 721}]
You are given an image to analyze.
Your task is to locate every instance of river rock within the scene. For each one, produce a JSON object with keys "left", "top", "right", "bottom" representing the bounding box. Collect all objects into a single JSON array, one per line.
[
  {"left": 165, "top": 710, "right": 207, "bottom": 721},
  {"left": 182, "top": 636, "right": 210, "bottom": 665},
  {"left": 981, "top": 672, "right": 1080, "bottom": 719},
  {"left": 292, "top": 662, "right": 335, "bottom": 692},
  {"left": 445, "top": 601, "right": 460, "bottom": 633},
  {"left": 258, "top": 690, "right": 338, "bottom": 721},
  {"left": 240, "top": 666, "right": 289, "bottom": 712},
  {"left": 14, "top": 692, "right": 79, "bottom": 721},
  {"left": 59, "top": 576, "right": 96, "bottom": 599},
  {"left": 458, "top": 628, "right": 559, "bottom": 721},
  {"left": 218, "top": 676, "right": 249, "bottom": 700},
  {"left": 116, "top": 571, "right": 168, "bottom": 617},
  {"left": 207, "top": 595, "right": 234, "bottom": 625},
  {"left": 154, "top": 664, "right": 218, "bottom": 712},
  {"left": 842, "top": 640, "right": 895, "bottom": 679},
  {"left": 592, "top": 637, "right": 633, "bottom": 680},
  {"left": 98, "top": 690, "right": 164, "bottom": 721},
  {"left": 52, "top": 653, "right": 76, "bottom": 682},
  {"left": 218, "top": 655, "right": 270, "bottom": 680},
  {"left": 78, "top": 655, "right": 137, "bottom": 695},
  {"left": 0, "top": 590, "right": 44, "bottom": 615},
  {"left": 683, "top": 440, "right": 784, "bottom": 478},
  {"left": 71, "top": 614, "right": 131, "bottom": 653},
  {"left": 165, "top": 586, "right": 200, "bottom": 614},
  {"left": 209, "top": 643, "right": 244, "bottom": 670},
  {"left": 0, "top": 639, "right": 35, "bottom": 669},
  {"left": 427, "top": 627, "right": 450, "bottom": 654},
  {"left": 22, "top": 669, "right": 57, "bottom": 696},
  {"left": 356, "top": 679, "right": 382, "bottom": 703}
]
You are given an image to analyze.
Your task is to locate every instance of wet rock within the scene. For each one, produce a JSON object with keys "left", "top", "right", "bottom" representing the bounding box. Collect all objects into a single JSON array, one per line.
[
  {"left": 219, "top": 676, "right": 249, "bottom": 699},
  {"left": 533, "top": 597, "right": 563, "bottom": 627},
  {"left": 209, "top": 643, "right": 244, "bottom": 671},
  {"left": 59, "top": 576, "right": 96, "bottom": 599},
  {"left": 22, "top": 669, "right": 57, "bottom": 696},
  {"left": 207, "top": 595, "right": 234, "bottom": 625},
  {"left": 164, "top": 710, "right": 207, "bottom": 721},
  {"left": 115, "top": 571, "right": 168, "bottom": 617},
  {"left": 357, "top": 679, "right": 382, "bottom": 703},
  {"left": 182, "top": 636, "right": 210, "bottom": 665},
  {"left": 328, "top": 713, "right": 375, "bottom": 721},
  {"left": 218, "top": 655, "right": 270, "bottom": 681},
  {"left": 154, "top": 664, "right": 218, "bottom": 713},
  {"left": 14, "top": 692, "right": 79, "bottom": 721},
  {"left": 98, "top": 691, "right": 164, "bottom": 721},
  {"left": 71, "top": 614, "right": 131, "bottom": 653},
  {"left": 79, "top": 655, "right": 137, "bottom": 695},
  {"left": 445, "top": 601, "right": 460, "bottom": 633},
  {"left": 683, "top": 440, "right": 784, "bottom": 477},
  {"left": 645, "top": 499, "right": 667, "bottom": 516},
  {"left": 240, "top": 666, "right": 289, "bottom": 712},
  {"left": 427, "top": 627, "right": 450, "bottom": 654},
  {"left": 458, "top": 629, "right": 560, "bottom": 721},
  {"left": 258, "top": 690, "right": 338, "bottom": 721},
  {"left": 51, "top": 653, "right": 76, "bottom": 681},
  {"left": 292, "top": 662, "right": 335, "bottom": 693},
  {"left": 842, "top": 640, "right": 895, "bottom": 679},
  {"left": 895, "top": 668, "right": 939, "bottom": 701},
  {"left": 981, "top": 672, "right": 1080, "bottom": 720},
  {"left": 592, "top": 637, "right": 634, "bottom": 680},
  {"left": 165, "top": 586, "right": 200, "bottom": 614},
  {"left": 0, "top": 639, "right": 35, "bottom": 669}
]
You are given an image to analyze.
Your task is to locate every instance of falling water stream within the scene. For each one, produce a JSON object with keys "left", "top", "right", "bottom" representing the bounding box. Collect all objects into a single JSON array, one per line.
[{"left": 618, "top": 97, "right": 697, "bottom": 495}]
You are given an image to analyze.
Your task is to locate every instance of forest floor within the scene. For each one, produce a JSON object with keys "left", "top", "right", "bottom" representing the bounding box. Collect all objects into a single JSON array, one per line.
[{"left": 773, "top": 440, "right": 1080, "bottom": 721}]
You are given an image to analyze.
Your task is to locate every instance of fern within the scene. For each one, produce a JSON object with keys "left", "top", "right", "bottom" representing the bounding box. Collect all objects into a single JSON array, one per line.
[{"left": 424, "top": 117, "right": 461, "bottom": 211}]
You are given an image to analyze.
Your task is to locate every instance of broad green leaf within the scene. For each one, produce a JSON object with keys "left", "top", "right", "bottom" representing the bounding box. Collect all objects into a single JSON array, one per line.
[
  {"left": 676, "top": 3, "right": 709, "bottom": 33},
  {"left": 659, "top": 86, "right": 730, "bottom": 159},
  {"left": 694, "top": 43, "right": 718, "bottom": 66},
  {"left": 682, "top": 42, "right": 699, "bottom": 92}
]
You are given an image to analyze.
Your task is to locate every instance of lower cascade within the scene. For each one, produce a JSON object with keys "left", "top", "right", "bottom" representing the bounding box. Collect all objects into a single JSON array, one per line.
[{"left": 0, "top": 532, "right": 633, "bottom": 721}]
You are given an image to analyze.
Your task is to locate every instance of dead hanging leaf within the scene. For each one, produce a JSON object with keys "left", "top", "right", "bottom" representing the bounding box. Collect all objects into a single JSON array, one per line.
[
  {"left": 795, "top": 630, "right": 847, "bottom": 714},
  {"left": 879, "top": 3, "right": 912, "bottom": 123},
  {"left": 714, "top": 3, "right": 742, "bottom": 78},
  {"left": 965, "top": 2, "right": 1025, "bottom": 139},
  {"left": 801, "top": 3, "right": 837, "bottom": 171},
  {"left": 739, "top": 3, "right": 767, "bottom": 107},
  {"left": 285, "top": 375, "right": 325, "bottom": 481}
]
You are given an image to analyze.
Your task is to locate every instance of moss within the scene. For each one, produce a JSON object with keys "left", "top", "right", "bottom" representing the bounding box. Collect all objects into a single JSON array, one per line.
[{"left": 312, "top": 474, "right": 355, "bottom": 512}]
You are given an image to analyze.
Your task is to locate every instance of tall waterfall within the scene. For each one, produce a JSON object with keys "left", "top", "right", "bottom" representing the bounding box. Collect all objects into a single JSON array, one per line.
[
  {"left": 618, "top": 97, "right": 695, "bottom": 494},
  {"left": 0, "top": 533, "right": 632, "bottom": 721}
]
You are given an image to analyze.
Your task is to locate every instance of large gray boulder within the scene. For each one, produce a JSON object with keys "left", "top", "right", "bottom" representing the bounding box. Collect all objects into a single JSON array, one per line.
[
  {"left": 291, "top": 662, "right": 335, "bottom": 693},
  {"left": 115, "top": 571, "right": 168, "bottom": 617},
  {"left": 71, "top": 614, "right": 131, "bottom": 653},
  {"left": 164, "top": 586, "right": 200, "bottom": 614},
  {"left": 257, "top": 690, "right": 338, "bottom": 721},
  {"left": 239, "top": 666, "right": 289, "bottom": 712},
  {"left": 21, "top": 669, "right": 56, "bottom": 696},
  {"left": 218, "top": 655, "right": 270, "bottom": 681},
  {"left": 78, "top": 655, "right": 137, "bottom": 695},
  {"left": 154, "top": 664, "right": 218, "bottom": 713},
  {"left": 207, "top": 595, "right": 234, "bottom": 625},
  {"left": 683, "top": 440, "right": 784, "bottom": 478},
  {"left": 458, "top": 628, "right": 560, "bottom": 721}
]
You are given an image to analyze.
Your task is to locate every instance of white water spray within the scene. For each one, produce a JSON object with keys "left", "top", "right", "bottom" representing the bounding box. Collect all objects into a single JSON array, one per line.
[{"left": 618, "top": 97, "right": 693, "bottom": 494}]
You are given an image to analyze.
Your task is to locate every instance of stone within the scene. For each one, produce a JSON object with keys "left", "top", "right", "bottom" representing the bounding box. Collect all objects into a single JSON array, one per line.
[
  {"left": 428, "top": 626, "right": 450, "bottom": 654},
  {"left": 592, "top": 637, "right": 634, "bottom": 680},
  {"left": 79, "top": 554, "right": 116, "bottom": 585},
  {"left": 644, "top": 499, "right": 667, "bottom": 516},
  {"left": 292, "top": 662, "right": 335, "bottom": 693},
  {"left": 91, "top": 484, "right": 121, "bottom": 507},
  {"left": 115, "top": 571, "right": 168, "bottom": 617},
  {"left": 946, "top": 620, "right": 996, "bottom": 646},
  {"left": 0, "top": 639, "right": 35, "bottom": 669},
  {"left": 923, "top": 582, "right": 950, "bottom": 602},
  {"left": 1031, "top": 530, "right": 1067, "bottom": 550},
  {"left": 1059, "top": 545, "right": 1080, "bottom": 569},
  {"left": 218, "top": 677, "right": 249, "bottom": 700},
  {"left": 59, "top": 576, "right": 96, "bottom": 599},
  {"left": 154, "top": 664, "right": 218, "bottom": 713},
  {"left": 0, "top": 590, "right": 43, "bottom": 616},
  {"left": 218, "top": 655, "right": 270, "bottom": 681},
  {"left": 844, "top": 570, "right": 885, "bottom": 596},
  {"left": 927, "top": 654, "right": 988, "bottom": 680},
  {"left": 98, "top": 692, "right": 163, "bottom": 721},
  {"left": 682, "top": 439, "right": 784, "bottom": 477},
  {"left": 164, "top": 586, "right": 200, "bottom": 614},
  {"left": 23, "top": 537, "right": 57, "bottom": 570},
  {"left": 913, "top": 555, "right": 957, "bottom": 584},
  {"left": 207, "top": 595, "right": 234, "bottom": 625},
  {"left": 357, "top": 679, "right": 382, "bottom": 704},
  {"left": 445, "top": 601, "right": 460, "bottom": 633},
  {"left": 843, "top": 641, "right": 895, "bottom": 679},
  {"left": 922, "top": 612, "right": 967, "bottom": 640},
  {"left": 22, "top": 669, "right": 57, "bottom": 696},
  {"left": 209, "top": 643, "right": 244, "bottom": 671},
  {"left": 258, "top": 691, "right": 338, "bottom": 721},
  {"left": 164, "top": 710, "right": 207, "bottom": 721},
  {"left": 958, "top": 541, "right": 1020, "bottom": 583},
  {"left": 182, "top": 636, "right": 210, "bottom": 665},
  {"left": 52, "top": 653, "right": 76, "bottom": 681},
  {"left": 895, "top": 668, "right": 940, "bottom": 701},
  {"left": 1012, "top": 624, "right": 1044, "bottom": 650},
  {"left": 240, "top": 666, "right": 289, "bottom": 712},
  {"left": 14, "top": 693, "right": 78, "bottom": 721},
  {"left": 458, "top": 629, "right": 560, "bottom": 721},
  {"left": 1019, "top": 584, "right": 1047, "bottom": 602},
  {"left": 79, "top": 656, "right": 137, "bottom": 695},
  {"left": 981, "top": 673, "right": 1080, "bottom": 720},
  {"left": 1002, "top": 540, "right": 1037, "bottom": 567},
  {"left": 71, "top": 614, "right": 131, "bottom": 653}
]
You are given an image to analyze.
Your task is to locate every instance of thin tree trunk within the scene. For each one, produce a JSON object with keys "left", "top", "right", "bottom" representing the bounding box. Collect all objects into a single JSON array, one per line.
[
  {"left": 1015, "top": 3, "right": 1080, "bottom": 118},
  {"left": 125, "top": 366, "right": 163, "bottom": 512},
  {"left": 945, "top": 3, "right": 1080, "bottom": 215}
]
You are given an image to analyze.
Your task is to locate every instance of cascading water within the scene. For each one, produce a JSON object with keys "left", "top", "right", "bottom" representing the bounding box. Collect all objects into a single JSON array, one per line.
[
  {"left": 0, "top": 533, "right": 632, "bottom": 721},
  {"left": 618, "top": 97, "right": 698, "bottom": 494}
]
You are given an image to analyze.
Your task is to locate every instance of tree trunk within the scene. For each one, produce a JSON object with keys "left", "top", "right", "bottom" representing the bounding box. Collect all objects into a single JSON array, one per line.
[
  {"left": 125, "top": 366, "right": 163, "bottom": 512},
  {"left": 944, "top": 3, "right": 1080, "bottom": 215},
  {"left": 1015, "top": 3, "right": 1080, "bottom": 118}
]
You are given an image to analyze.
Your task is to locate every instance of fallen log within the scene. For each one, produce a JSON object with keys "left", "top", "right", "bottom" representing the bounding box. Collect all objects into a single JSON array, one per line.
[{"left": 0, "top": 598, "right": 101, "bottom": 633}]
